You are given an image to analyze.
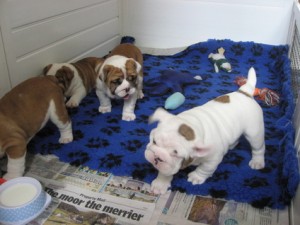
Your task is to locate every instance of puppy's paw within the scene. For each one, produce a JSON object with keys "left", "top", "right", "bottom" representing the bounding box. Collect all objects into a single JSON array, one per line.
[
  {"left": 249, "top": 156, "right": 265, "bottom": 170},
  {"left": 59, "top": 135, "right": 73, "bottom": 144},
  {"left": 122, "top": 112, "right": 136, "bottom": 121},
  {"left": 151, "top": 178, "right": 170, "bottom": 195},
  {"left": 138, "top": 91, "right": 144, "bottom": 99},
  {"left": 66, "top": 99, "right": 79, "bottom": 108},
  {"left": 99, "top": 106, "right": 111, "bottom": 113},
  {"left": 188, "top": 171, "right": 207, "bottom": 185}
]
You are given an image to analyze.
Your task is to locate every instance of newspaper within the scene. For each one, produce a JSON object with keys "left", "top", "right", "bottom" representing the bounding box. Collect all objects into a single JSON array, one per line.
[
  {"left": 25, "top": 154, "right": 157, "bottom": 225},
  {"left": 155, "top": 192, "right": 289, "bottom": 225},
  {"left": 20, "top": 154, "right": 289, "bottom": 225}
]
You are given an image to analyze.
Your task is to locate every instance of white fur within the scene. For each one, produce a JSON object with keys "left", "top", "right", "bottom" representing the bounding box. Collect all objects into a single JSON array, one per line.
[
  {"left": 3, "top": 154, "right": 26, "bottom": 180},
  {"left": 45, "top": 63, "right": 87, "bottom": 107},
  {"left": 145, "top": 67, "right": 265, "bottom": 194},
  {"left": 96, "top": 55, "right": 142, "bottom": 121}
]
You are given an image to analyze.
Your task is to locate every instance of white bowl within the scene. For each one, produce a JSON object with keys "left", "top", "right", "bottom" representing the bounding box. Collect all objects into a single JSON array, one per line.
[{"left": 0, "top": 177, "right": 51, "bottom": 225}]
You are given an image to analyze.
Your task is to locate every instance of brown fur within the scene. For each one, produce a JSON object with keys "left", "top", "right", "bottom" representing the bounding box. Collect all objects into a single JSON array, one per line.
[
  {"left": 43, "top": 57, "right": 104, "bottom": 93},
  {"left": 102, "top": 44, "right": 143, "bottom": 96},
  {"left": 108, "top": 43, "right": 143, "bottom": 70},
  {"left": 0, "top": 76, "right": 70, "bottom": 159},
  {"left": 178, "top": 124, "right": 195, "bottom": 141},
  {"left": 214, "top": 95, "right": 230, "bottom": 103},
  {"left": 72, "top": 57, "right": 104, "bottom": 92}
]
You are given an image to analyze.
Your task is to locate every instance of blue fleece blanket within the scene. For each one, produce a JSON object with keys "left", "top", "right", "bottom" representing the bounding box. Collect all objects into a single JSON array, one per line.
[{"left": 29, "top": 39, "right": 299, "bottom": 209}]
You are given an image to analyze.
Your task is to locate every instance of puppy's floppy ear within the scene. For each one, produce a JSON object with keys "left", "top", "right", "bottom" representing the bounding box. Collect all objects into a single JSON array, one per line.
[
  {"left": 55, "top": 66, "right": 74, "bottom": 91},
  {"left": 102, "top": 65, "right": 114, "bottom": 81},
  {"left": 191, "top": 142, "right": 211, "bottom": 158},
  {"left": 149, "top": 107, "right": 174, "bottom": 124},
  {"left": 43, "top": 64, "right": 52, "bottom": 75},
  {"left": 126, "top": 59, "right": 142, "bottom": 74}
]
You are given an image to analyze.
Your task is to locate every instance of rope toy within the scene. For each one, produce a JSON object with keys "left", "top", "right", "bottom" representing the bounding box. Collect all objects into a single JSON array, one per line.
[{"left": 234, "top": 76, "right": 280, "bottom": 106}]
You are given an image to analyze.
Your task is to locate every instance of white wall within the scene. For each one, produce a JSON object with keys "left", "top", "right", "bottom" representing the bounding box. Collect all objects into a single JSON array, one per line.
[
  {"left": 0, "top": 0, "right": 122, "bottom": 91},
  {"left": 122, "top": 0, "right": 294, "bottom": 48}
]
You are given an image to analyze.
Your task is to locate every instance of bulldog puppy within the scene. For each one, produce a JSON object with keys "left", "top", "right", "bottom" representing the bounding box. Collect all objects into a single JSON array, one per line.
[
  {"left": 0, "top": 68, "right": 73, "bottom": 180},
  {"left": 145, "top": 67, "right": 265, "bottom": 194},
  {"left": 43, "top": 57, "right": 104, "bottom": 107},
  {"left": 96, "top": 43, "right": 143, "bottom": 121}
]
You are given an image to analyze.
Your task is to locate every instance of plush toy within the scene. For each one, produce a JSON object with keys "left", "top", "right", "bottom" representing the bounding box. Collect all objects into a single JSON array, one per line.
[
  {"left": 208, "top": 47, "right": 232, "bottom": 73},
  {"left": 146, "top": 70, "right": 202, "bottom": 96},
  {"left": 234, "top": 76, "right": 280, "bottom": 106},
  {"left": 164, "top": 92, "right": 185, "bottom": 110}
]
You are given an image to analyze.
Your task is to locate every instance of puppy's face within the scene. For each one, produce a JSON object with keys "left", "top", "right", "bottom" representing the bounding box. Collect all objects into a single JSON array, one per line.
[
  {"left": 144, "top": 108, "right": 211, "bottom": 176},
  {"left": 101, "top": 58, "right": 141, "bottom": 99}
]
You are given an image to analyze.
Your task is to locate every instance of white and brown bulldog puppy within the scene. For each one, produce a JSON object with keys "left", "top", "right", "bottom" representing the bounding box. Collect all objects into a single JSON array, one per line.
[
  {"left": 43, "top": 57, "right": 104, "bottom": 107},
  {"left": 96, "top": 43, "right": 143, "bottom": 121},
  {"left": 0, "top": 68, "right": 74, "bottom": 180},
  {"left": 145, "top": 67, "right": 265, "bottom": 194}
]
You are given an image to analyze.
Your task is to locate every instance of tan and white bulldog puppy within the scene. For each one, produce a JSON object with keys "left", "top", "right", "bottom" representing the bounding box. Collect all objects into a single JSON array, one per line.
[
  {"left": 0, "top": 68, "right": 73, "bottom": 180},
  {"left": 96, "top": 43, "right": 143, "bottom": 121},
  {"left": 43, "top": 57, "right": 104, "bottom": 107},
  {"left": 145, "top": 67, "right": 265, "bottom": 194}
]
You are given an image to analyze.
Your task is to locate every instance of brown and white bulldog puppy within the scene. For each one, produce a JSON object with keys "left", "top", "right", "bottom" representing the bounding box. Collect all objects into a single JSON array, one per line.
[
  {"left": 43, "top": 57, "right": 104, "bottom": 107},
  {"left": 145, "top": 67, "right": 265, "bottom": 194},
  {"left": 0, "top": 68, "right": 73, "bottom": 180},
  {"left": 95, "top": 43, "right": 143, "bottom": 121}
]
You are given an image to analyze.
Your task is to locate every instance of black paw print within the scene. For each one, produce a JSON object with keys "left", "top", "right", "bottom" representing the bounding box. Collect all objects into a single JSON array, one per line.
[
  {"left": 85, "top": 108, "right": 100, "bottom": 117},
  {"left": 85, "top": 137, "right": 109, "bottom": 148},
  {"left": 76, "top": 120, "right": 93, "bottom": 126},
  {"left": 128, "top": 128, "right": 148, "bottom": 136},
  {"left": 99, "top": 153, "right": 123, "bottom": 169},
  {"left": 209, "top": 188, "right": 228, "bottom": 199},
  {"left": 73, "top": 130, "right": 84, "bottom": 141},
  {"left": 251, "top": 44, "right": 263, "bottom": 56},
  {"left": 231, "top": 44, "right": 245, "bottom": 56},
  {"left": 251, "top": 197, "right": 272, "bottom": 209},
  {"left": 101, "top": 126, "right": 121, "bottom": 135},
  {"left": 120, "top": 139, "right": 144, "bottom": 152},
  {"left": 244, "top": 176, "right": 269, "bottom": 188},
  {"left": 68, "top": 151, "right": 90, "bottom": 167}
]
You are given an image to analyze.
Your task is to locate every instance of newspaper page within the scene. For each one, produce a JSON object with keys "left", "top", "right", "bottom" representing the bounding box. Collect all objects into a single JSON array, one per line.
[
  {"left": 25, "top": 154, "right": 157, "bottom": 225},
  {"left": 156, "top": 191, "right": 289, "bottom": 225},
  {"left": 28, "top": 182, "right": 155, "bottom": 225},
  {"left": 23, "top": 154, "right": 289, "bottom": 225}
]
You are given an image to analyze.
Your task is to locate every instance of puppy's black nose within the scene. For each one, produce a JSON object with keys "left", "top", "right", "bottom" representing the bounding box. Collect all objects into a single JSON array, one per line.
[{"left": 154, "top": 157, "right": 163, "bottom": 165}]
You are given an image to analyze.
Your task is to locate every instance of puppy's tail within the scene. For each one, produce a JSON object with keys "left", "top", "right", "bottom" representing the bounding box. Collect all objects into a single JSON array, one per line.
[
  {"left": 238, "top": 67, "right": 257, "bottom": 96},
  {"left": 120, "top": 36, "right": 135, "bottom": 44}
]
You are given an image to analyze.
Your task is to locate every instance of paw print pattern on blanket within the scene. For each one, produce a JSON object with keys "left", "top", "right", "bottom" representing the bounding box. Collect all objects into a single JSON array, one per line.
[{"left": 29, "top": 39, "right": 299, "bottom": 209}]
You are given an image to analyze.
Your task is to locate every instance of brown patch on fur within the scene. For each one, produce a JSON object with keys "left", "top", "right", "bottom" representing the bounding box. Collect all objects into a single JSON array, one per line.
[
  {"left": 178, "top": 124, "right": 195, "bottom": 141},
  {"left": 55, "top": 66, "right": 74, "bottom": 92},
  {"left": 108, "top": 43, "right": 143, "bottom": 77},
  {"left": 238, "top": 90, "right": 252, "bottom": 98},
  {"left": 125, "top": 59, "right": 138, "bottom": 83},
  {"left": 102, "top": 65, "right": 124, "bottom": 93},
  {"left": 214, "top": 95, "right": 230, "bottom": 103},
  {"left": 181, "top": 157, "right": 193, "bottom": 169},
  {"left": 72, "top": 57, "right": 104, "bottom": 92},
  {"left": 0, "top": 76, "right": 71, "bottom": 159}
]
